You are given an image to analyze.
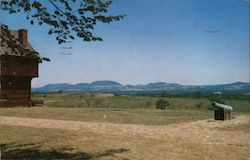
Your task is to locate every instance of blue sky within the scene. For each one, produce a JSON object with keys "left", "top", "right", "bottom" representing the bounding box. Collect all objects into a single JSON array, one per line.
[{"left": 1, "top": 0, "right": 249, "bottom": 87}]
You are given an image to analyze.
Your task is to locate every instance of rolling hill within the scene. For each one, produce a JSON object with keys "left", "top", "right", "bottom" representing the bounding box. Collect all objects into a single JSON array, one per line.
[{"left": 32, "top": 81, "right": 250, "bottom": 93}]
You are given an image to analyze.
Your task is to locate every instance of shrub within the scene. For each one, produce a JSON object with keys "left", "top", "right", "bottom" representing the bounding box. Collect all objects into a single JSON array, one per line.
[
  {"left": 196, "top": 103, "right": 202, "bottom": 109},
  {"left": 193, "top": 91, "right": 201, "bottom": 99},
  {"left": 156, "top": 99, "right": 169, "bottom": 110},
  {"left": 209, "top": 94, "right": 226, "bottom": 104}
]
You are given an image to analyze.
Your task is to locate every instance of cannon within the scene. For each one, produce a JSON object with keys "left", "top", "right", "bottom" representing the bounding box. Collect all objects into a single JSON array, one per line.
[
  {"left": 212, "top": 102, "right": 233, "bottom": 120},
  {"left": 212, "top": 102, "right": 233, "bottom": 111}
]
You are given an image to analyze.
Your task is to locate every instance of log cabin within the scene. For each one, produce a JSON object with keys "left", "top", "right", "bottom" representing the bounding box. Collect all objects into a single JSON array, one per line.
[{"left": 0, "top": 25, "right": 43, "bottom": 107}]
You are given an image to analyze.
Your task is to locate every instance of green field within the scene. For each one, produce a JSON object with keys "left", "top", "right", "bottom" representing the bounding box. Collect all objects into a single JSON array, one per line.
[
  {"left": 32, "top": 92, "right": 250, "bottom": 113},
  {"left": 0, "top": 93, "right": 250, "bottom": 159},
  {"left": 0, "top": 107, "right": 213, "bottom": 126}
]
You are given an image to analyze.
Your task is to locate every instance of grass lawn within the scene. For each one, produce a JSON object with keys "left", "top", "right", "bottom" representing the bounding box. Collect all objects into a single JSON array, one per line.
[
  {"left": 31, "top": 93, "right": 250, "bottom": 113},
  {"left": 1, "top": 92, "right": 249, "bottom": 125},
  {"left": 0, "top": 107, "right": 212, "bottom": 125},
  {"left": 1, "top": 124, "right": 249, "bottom": 160},
  {"left": 0, "top": 93, "right": 249, "bottom": 159}
]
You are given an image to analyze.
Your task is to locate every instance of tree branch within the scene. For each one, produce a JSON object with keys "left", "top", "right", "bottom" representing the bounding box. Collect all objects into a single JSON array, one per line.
[{"left": 48, "top": 0, "right": 66, "bottom": 16}]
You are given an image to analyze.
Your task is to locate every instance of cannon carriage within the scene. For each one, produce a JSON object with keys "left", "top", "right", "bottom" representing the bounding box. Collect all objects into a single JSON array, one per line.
[{"left": 212, "top": 102, "right": 233, "bottom": 120}]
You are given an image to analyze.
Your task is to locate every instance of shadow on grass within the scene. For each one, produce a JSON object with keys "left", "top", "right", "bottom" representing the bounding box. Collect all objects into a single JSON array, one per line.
[{"left": 0, "top": 143, "right": 129, "bottom": 159}]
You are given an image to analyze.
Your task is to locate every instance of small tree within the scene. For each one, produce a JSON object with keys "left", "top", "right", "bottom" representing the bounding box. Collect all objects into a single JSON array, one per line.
[
  {"left": 156, "top": 99, "right": 169, "bottom": 110},
  {"left": 209, "top": 94, "right": 226, "bottom": 104}
]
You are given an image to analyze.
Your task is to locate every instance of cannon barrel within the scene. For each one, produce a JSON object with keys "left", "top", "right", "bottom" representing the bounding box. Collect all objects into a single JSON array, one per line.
[{"left": 212, "top": 102, "right": 233, "bottom": 111}]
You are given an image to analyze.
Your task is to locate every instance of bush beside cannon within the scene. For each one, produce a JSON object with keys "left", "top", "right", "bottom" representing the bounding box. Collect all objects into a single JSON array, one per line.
[{"left": 212, "top": 102, "right": 233, "bottom": 120}]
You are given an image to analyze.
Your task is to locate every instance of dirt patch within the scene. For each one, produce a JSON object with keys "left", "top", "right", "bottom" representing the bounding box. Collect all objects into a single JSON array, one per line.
[
  {"left": 0, "top": 115, "right": 249, "bottom": 146},
  {"left": 95, "top": 93, "right": 114, "bottom": 98}
]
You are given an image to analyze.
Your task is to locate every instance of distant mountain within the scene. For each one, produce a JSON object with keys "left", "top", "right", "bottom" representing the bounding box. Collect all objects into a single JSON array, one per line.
[
  {"left": 90, "top": 80, "right": 121, "bottom": 86},
  {"left": 32, "top": 81, "right": 250, "bottom": 93},
  {"left": 36, "top": 83, "right": 74, "bottom": 92}
]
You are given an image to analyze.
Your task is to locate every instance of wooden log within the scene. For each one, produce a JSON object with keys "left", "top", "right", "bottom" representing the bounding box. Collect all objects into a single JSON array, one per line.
[
  {"left": 0, "top": 101, "right": 30, "bottom": 107},
  {"left": 1, "top": 66, "right": 38, "bottom": 77},
  {"left": 31, "top": 99, "right": 44, "bottom": 106},
  {"left": 0, "top": 90, "right": 30, "bottom": 95}
]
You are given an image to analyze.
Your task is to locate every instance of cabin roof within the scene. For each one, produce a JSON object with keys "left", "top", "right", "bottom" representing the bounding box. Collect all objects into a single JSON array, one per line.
[{"left": 0, "top": 25, "right": 46, "bottom": 63}]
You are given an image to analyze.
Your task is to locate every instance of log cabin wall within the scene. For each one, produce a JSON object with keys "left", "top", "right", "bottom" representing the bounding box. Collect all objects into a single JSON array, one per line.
[
  {"left": 1, "top": 55, "right": 38, "bottom": 77},
  {"left": 0, "top": 55, "right": 38, "bottom": 107}
]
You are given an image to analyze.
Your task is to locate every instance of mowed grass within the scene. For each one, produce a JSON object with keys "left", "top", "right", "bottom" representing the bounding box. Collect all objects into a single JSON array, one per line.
[
  {"left": 217, "top": 123, "right": 250, "bottom": 133},
  {"left": 0, "top": 107, "right": 212, "bottom": 125},
  {"left": 0, "top": 92, "right": 249, "bottom": 125},
  {"left": 1, "top": 93, "right": 216, "bottom": 125},
  {"left": 1, "top": 124, "right": 250, "bottom": 160},
  {"left": 32, "top": 93, "right": 214, "bottom": 109},
  {"left": 31, "top": 92, "right": 250, "bottom": 113}
]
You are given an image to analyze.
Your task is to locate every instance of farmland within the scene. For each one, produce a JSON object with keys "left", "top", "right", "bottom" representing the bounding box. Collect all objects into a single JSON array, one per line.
[{"left": 0, "top": 93, "right": 250, "bottom": 159}]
